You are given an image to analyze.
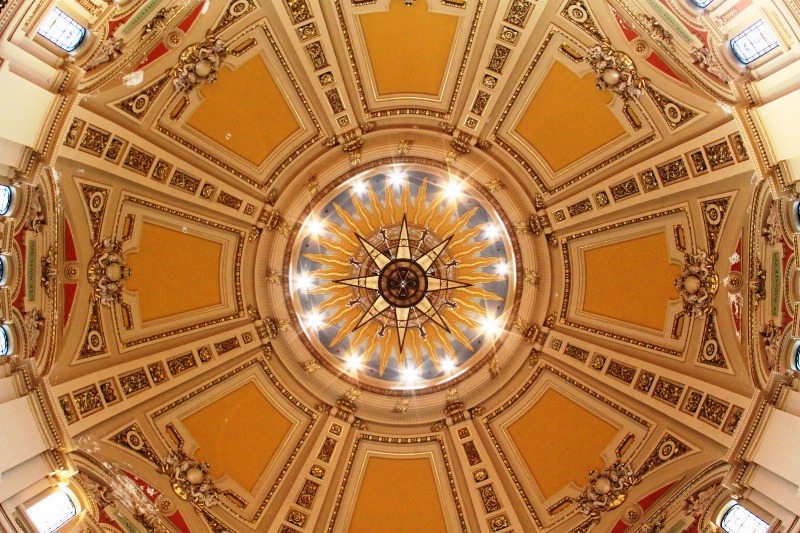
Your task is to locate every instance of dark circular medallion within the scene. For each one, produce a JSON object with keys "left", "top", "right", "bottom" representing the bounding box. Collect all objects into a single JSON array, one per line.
[{"left": 379, "top": 259, "right": 428, "bottom": 308}]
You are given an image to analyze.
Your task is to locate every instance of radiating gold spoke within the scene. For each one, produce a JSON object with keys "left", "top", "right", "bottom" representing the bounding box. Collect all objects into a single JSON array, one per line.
[
  {"left": 299, "top": 173, "right": 510, "bottom": 379},
  {"left": 426, "top": 276, "right": 471, "bottom": 292}
]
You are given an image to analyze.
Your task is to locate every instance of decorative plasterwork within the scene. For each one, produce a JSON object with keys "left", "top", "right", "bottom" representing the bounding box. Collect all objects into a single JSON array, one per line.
[
  {"left": 482, "top": 364, "right": 651, "bottom": 528},
  {"left": 155, "top": 22, "right": 324, "bottom": 191},
  {"left": 586, "top": 41, "right": 646, "bottom": 100},
  {"left": 570, "top": 461, "right": 640, "bottom": 522},
  {"left": 332, "top": 0, "right": 483, "bottom": 119},
  {"left": 88, "top": 238, "right": 131, "bottom": 308},
  {"left": 560, "top": 208, "right": 690, "bottom": 356},
  {"left": 326, "top": 434, "right": 468, "bottom": 533},
  {"left": 111, "top": 195, "right": 245, "bottom": 350},
  {"left": 280, "top": 156, "right": 524, "bottom": 396},
  {"left": 491, "top": 30, "right": 658, "bottom": 196},
  {"left": 170, "top": 35, "right": 229, "bottom": 93},
  {"left": 674, "top": 250, "right": 718, "bottom": 318}
]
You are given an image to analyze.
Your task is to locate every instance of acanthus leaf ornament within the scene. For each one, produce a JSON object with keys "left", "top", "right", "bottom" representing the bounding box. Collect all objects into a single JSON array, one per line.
[
  {"left": 571, "top": 461, "right": 640, "bottom": 521},
  {"left": 586, "top": 40, "right": 647, "bottom": 100},
  {"left": 88, "top": 238, "right": 131, "bottom": 307},
  {"left": 162, "top": 449, "right": 220, "bottom": 508},
  {"left": 692, "top": 45, "right": 735, "bottom": 83},
  {"left": 171, "top": 33, "right": 228, "bottom": 93},
  {"left": 674, "top": 250, "right": 718, "bottom": 318}
]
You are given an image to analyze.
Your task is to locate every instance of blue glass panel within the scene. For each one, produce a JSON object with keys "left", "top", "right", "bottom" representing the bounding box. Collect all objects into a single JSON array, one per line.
[
  {"left": 0, "top": 185, "right": 11, "bottom": 216},
  {"left": 795, "top": 343, "right": 800, "bottom": 371},
  {"left": 731, "top": 20, "right": 779, "bottom": 64},
  {"left": 692, "top": 0, "right": 714, "bottom": 8},
  {"left": 721, "top": 504, "right": 769, "bottom": 533},
  {"left": 26, "top": 490, "right": 76, "bottom": 533},
  {"left": 0, "top": 328, "right": 8, "bottom": 357},
  {"left": 37, "top": 8, "right": 85, "bottom": 52}
]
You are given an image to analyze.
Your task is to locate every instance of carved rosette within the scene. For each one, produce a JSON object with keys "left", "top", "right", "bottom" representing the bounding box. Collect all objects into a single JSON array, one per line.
[
  {"left": 572, "top": 461, "right": 640, "bottom": 521},
  {"left": 162, "top": 450, "right": 220, "bottom": 508},
  {"left": 674, "top": 250, "right": 718, "bottom": 318},
  {"left": 87, "top": 238, "right": 131, "bottom": 307},
  {"left": 171, "top": 34, "right": 228, "bottom": 92},
  {"left": 586, "top": 41, "right": 646, "bottom": 100}
]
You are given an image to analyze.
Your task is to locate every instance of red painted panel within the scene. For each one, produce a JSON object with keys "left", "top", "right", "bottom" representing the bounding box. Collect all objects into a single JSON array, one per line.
[
  {"left": 638, "top": 480, "right": 679, "bottom": 512},
  {"left": 646, "top": 52, "right": 685, "bottom": 82},
  {"left": 138, "top": 42, "right": 169, "bottom": 68},
  {"left": 613, "top": 9, "right": 639, "bottom": 41},
  {"left": 63, "top": 283, "right": 77, "bottom": 328},
  {"left": 611, "top": 519, "right": 629, "bottom": 533},
  {"left": 64, "top": 218, "right": 77, "bottom": 262},
  {"left": 178, "top": 1, "right": 205, "bottom": 33}
]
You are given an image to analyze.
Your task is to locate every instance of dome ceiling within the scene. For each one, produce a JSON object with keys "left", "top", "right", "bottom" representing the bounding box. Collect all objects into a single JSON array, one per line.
[{"left": 19, "top": 0, "right": 778, "bottom": 531}]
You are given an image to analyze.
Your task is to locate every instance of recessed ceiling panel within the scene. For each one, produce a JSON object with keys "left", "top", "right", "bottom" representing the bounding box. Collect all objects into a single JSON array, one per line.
[
  {"left": 514, "top": 61, "right": 626, "bottom": 172},
  {"left": 359, "top": 0, "right": 459, "bottom": 97},
  {"left": 186, "top": 55, "right": 301, "bottom": 166},
  {"left": 348, "top": 456, "right": 448, "bottom": 533}
]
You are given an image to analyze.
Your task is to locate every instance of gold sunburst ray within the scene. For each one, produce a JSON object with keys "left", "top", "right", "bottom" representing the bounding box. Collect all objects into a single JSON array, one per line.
[{"left": 296, "top": 172, "right": 511, "bottom": 379}]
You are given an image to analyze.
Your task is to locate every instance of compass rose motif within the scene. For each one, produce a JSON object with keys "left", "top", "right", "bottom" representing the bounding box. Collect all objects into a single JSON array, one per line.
[
  {"left": 334, "top": 216, "right": 471, "bottom": 351},
  {"left": 293, "top": 170, "right": 511, "bottom": 381}
]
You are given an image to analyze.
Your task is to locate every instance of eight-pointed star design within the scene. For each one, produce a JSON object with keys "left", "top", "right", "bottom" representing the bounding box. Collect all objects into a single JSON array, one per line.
[{"left": 334, "top": 216, "right": 471, "bottom": 351}]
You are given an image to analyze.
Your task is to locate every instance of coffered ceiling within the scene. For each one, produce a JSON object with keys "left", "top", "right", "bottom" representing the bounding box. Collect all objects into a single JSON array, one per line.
[{"left": 37, "top": 0, "right": 768, "bottom": 531}]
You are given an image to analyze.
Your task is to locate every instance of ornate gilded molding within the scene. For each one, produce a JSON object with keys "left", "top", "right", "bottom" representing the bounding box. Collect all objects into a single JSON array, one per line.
[
  {"left": 571, "top": 461, "right": 640, "bottom": 522},
  {"left": 170, "top": 34, "right": 229, "bottom": 93},
  {"left": 586, "top": 41, "right": 646, "bottom": 100}
]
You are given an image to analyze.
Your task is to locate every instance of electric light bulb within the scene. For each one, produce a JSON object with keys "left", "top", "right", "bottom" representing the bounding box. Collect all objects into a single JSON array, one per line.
[
  {"left": 443, "top": 180, "right": 463, "bottom": 198},
  {"left": 388, "top": 171, "right": 406, "bottom": 186},
  {"left": 480, "top": 315, "right": 501, "bottom": 336},
  {"left": 351, "top": 180, "right": 367, "bottom": 195},
  {"left": 484, "top": 224, "right": 500, "bottom": 240},
  {"left": 441, "top": 358, "right": 457, "bottom": 372},
  {"left": 305, "top": 312, "right": 324, "bottom": 330},
  {"left": 345, "top": 353, "right": 362, "bottom": 372},
  {"left": 494, "top": 261, "right": 509, "bottom": 276},
  {"left": 306, "top": 217, "right": 325, "bottom": 237},
  {"left": 400, "top": 365, "right": 419, "bottom": 382},
  {"left": 295, "top": 272, "right": 313, "bottom": 291}
]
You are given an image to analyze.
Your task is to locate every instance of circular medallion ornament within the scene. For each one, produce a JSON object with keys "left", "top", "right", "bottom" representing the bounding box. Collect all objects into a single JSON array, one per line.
[{"left": 289, "top": 167, "right": 515, "bottom": 392}]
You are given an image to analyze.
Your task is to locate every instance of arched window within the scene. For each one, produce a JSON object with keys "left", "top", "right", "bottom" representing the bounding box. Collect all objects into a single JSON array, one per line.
[
  {"left": 0, "top": 185, "right": 11, "bottom": 216},
  {"left": 795, "top": 343, "right": 800, "bottom": 371},
  {"left": 691, "top": 0, "right": 714, "bottom": 8},
  {"left": 0, "top": 326, "right": 9, "bottom": 356},
  {"left": 25, "top": 490, "right": 77, "bottom": 533},
  {"left": 37, "top": 8, "right": 86, "bottom": 52},
  {"left": 721, "top": 503, "right": 769, "bottom": 533},
  {"left": 730, "top": 20, "right": 779, "bottom": 64}
]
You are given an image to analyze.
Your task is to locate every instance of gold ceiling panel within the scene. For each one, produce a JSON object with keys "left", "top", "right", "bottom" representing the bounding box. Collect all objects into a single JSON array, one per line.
[
  {"left": 492, "top": 29, "right": 659, "bottom": 195},
  {"left": 186, "top": 54, "right": 301, "bottom": 167},
  {"left": 347, "top": 455, "right": 449, "bottom": 532},
  {"left": 335, "top": 0, "right": 480, "bottom": 118},
  {"left": 359, "top": 0, "right": 459, "bottom": 97}
]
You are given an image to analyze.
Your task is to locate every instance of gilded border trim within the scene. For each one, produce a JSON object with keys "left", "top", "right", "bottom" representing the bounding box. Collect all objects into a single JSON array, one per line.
[
  {"left": 118, "top": 195, "right": 245, "bottom": 348},
  {"left": 325, "top": 433, "right": 468, "bottom": 533},
  {"left": 559, "top": 207, "right": 688, "bottom": 356},
  {"left": 491, "top": 28, "right": 658, "bottom": 195},
  {"left": 482, "top": 363, "right": 651, "bottom": 526},
  {"left": 332, "top": 0, "right": 483, "bottom": 119},
  {"left": 151, "top": 356, "right": 318, "bottom": 524}
]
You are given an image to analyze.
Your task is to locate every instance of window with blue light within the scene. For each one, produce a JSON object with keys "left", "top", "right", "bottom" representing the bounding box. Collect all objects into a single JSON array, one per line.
[
  {"left": 0, "top": 185, "right": 12, "bottom": 216},
  {"left": 795, "top": 343, "right": 800, "bottom": 370},
  {"left": 0, "top": 327, "right": 8, "bottom": 357},
  {"left": 731, "top": 20, "right": 779, "bottom": 64},
  {"left": 692, "top": 0, "right": 714, "bottom": 8},
  {"left": 37, "top": 8, "right": 86, "bottom": 52},
  {"left": 721, "top": 504, "right": 769, "bottom": 533},
  {"left": 26, "top": 490, "right": 76, "bottom": 533}
]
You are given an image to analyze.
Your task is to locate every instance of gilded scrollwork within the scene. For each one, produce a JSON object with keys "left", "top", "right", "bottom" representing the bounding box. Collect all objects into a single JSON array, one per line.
[
  {"left": 88, "top": 238, "right": 131, "bottom": 308},
  {"left": 171, "top": 34, "right": 229, "bottom": 93},
  {"left": 674, "top": 250, "right": 718, "bottom": 318},
  {"left": 571, "top": 461, "right": 640, "bottom": 521},
  {"left": 162, "top": 449, "right": 221, "bottom": 507},
  {"left": 586, "top": 41, "right": 646, "bottom": 100}
]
